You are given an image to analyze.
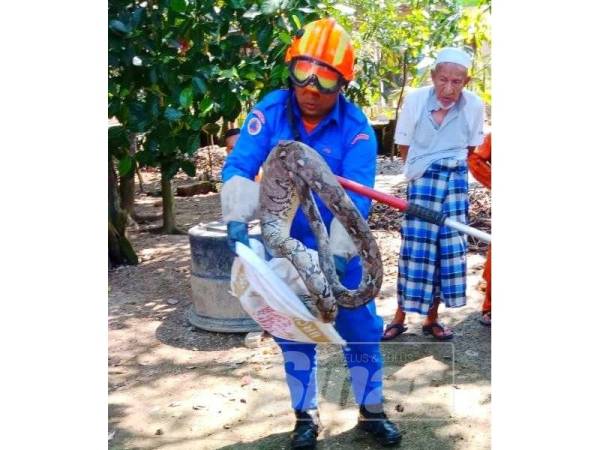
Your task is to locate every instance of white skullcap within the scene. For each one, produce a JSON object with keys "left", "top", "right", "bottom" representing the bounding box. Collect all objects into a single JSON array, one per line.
[{"left": 434, "top": 47, "right": 472, "bottom": 70}]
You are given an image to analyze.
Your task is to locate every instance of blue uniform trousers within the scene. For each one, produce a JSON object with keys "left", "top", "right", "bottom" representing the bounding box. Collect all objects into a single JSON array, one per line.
[{"left": 273, "top": 257, "right": 384, "bottom": 411}]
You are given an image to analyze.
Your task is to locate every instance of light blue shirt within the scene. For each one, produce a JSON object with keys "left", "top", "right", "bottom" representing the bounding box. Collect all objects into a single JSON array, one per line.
[{"left": 394, "top": 86, "right": 485, "bottom": 181}]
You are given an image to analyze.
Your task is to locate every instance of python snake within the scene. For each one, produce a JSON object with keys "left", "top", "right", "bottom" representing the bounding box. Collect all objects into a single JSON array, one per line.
[{"left": 259, "top": 141, "right": 383, "bottom": 323}]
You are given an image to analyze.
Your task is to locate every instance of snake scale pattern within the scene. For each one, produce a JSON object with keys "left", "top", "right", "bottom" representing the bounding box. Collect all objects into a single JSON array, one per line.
[{"left": 259, "top": 140, "right": 383, "bottom": 323}]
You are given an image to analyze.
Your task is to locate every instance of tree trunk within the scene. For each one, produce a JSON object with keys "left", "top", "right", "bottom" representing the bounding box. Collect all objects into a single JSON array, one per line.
[
  {"left": 109, "top": 154, "right": 138, "bottom": 267},
  {"left": 160, "top": 167, "right": 183, "bottom": 234},
  {"left": 392, "top": 50, "right": 410, "bottom": 161},
  {"left": 394, "top": 50, "right": 409, "bottom": 122},
  {"left": 136, "top": 165, "right": 145, "bottom": 193},
  {"left": 207, "top": 135, "right": 214, "bottom": 180},
  {"left": 119, "top": 133, "right": 137, "bottom": 216}
]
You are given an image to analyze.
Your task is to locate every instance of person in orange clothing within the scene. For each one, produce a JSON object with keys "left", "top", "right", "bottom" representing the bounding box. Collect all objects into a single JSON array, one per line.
[{"left": 467, "top": 132, "right": 491, "bottom": 326}]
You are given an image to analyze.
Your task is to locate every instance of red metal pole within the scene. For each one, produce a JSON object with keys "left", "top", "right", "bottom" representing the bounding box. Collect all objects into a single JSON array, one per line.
[
  {"left": 335, "top": 176, "right": 409, "bottom": 211},
  {"left": 336, "top": 175, "right": 492, "bottom": 243}
]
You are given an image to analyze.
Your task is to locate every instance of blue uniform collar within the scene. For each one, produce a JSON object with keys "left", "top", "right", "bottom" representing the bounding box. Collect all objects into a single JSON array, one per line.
[{"left": 290, "top": 89, "right": 341, "bottom": 129}]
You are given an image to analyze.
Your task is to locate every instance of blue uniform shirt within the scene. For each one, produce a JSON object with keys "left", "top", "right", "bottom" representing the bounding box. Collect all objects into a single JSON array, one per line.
[{"left": 222, "top": 88, "right": 377, "bottom": 250}]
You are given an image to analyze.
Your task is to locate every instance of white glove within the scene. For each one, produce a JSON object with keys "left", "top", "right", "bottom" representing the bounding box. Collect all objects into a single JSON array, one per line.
[{"left": 220, "top": 175, "right": 260, "bottom": 223}]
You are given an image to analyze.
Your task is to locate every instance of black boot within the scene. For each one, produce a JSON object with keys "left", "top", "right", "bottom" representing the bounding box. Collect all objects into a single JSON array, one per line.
[
  {"left": 357, "top": 404, "right": 402, "bottom": 447},
  {"left": 291, "top": 409, "right": 321, "bottom": 450}
]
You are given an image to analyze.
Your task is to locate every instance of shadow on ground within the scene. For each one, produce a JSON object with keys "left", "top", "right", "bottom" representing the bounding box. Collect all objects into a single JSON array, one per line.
[{"left": 154, "top": 302, "right": 247, "bottom": 352}]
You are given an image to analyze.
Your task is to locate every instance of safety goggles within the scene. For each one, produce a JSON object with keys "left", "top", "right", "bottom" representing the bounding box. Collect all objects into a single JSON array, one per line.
[{"left": 289, "top": 57, "right": 346, "bottom": 94}]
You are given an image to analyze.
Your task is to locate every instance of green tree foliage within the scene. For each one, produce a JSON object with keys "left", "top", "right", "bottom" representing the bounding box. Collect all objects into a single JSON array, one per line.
[
  {"left": 108, "top": 0, "right": 321, "bottom": 239},
  {"left": 326, "top": 0, "right": 491, "bottom": 110},
  {"left": 457, "top": 0, "right": 491, "bottom": 104}
]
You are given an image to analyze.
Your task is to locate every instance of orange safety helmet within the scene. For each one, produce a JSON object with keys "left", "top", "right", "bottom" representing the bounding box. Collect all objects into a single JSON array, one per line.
[{"left": 285, "top": 18, "right": 355, "bottom": 82}]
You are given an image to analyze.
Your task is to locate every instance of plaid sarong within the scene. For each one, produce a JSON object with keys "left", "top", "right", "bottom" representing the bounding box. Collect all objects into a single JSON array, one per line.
[{"left": 397, "top": 158, "right": 469, "bottom": 315}]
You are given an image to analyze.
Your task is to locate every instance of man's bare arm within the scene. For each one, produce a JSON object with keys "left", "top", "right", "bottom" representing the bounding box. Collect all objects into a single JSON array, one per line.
[{"left": 398, "top": 145, "right": 409, "bottom": 161}]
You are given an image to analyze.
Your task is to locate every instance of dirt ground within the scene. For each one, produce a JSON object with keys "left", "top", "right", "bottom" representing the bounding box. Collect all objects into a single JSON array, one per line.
[{"left": 108, "top": 148, "right": 491, "bottom": 450}]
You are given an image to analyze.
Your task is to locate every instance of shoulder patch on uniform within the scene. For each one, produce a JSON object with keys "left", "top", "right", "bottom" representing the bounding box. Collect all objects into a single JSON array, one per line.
[
  {"left": 247, "top": 116, "right": 262, "bottom": 136},
  {"left": 251, "top": 108, "right": 266, "bottom": 125},
  {"left": 351, "top": 133, "right": 370, "bottom": 145}
]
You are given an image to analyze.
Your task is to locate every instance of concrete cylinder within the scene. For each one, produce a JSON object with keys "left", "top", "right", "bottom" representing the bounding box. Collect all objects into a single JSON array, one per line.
[{"left": 187, "top": 221, "right": 261, "bottom": 333}]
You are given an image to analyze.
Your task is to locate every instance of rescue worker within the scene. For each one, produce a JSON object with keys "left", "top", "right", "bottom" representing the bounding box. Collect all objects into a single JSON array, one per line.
[{"left": 220, "top": 18, "right": 401, "bottom": 449}]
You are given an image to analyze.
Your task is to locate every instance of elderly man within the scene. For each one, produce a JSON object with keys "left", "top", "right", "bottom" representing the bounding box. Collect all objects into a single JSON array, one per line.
[
  {"left": 382, "top": 48, "right": 485, "bottom": 341},
  {"left": 221, "top": 18, "right": 401, "bottom": 449}
]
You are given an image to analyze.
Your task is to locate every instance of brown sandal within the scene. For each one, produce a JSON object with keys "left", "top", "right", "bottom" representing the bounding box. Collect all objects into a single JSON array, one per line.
[
  {"left": 422, "top": 322, "right": 454, "bottom": 341},
  {"left": 480, "top": 312, "right": 491, "bottom": 326},
  {"left": 382, "top": 323, "right": 407, "bottom": 341}
]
